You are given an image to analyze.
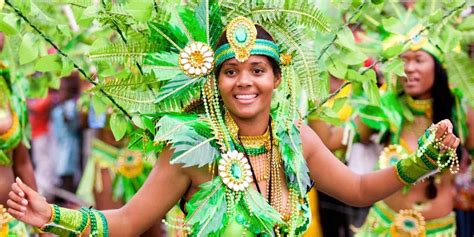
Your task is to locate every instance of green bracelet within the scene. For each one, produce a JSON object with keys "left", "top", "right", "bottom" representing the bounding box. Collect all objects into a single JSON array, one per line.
[
  {"left": 41, "top": 205, "right": 92, "bottom": 236},
  {"left": 89, "top": 208, "right": 109, "bottom": 237},
  {"left": 395, "top": 126, "right": 441, "bottom": 185}
]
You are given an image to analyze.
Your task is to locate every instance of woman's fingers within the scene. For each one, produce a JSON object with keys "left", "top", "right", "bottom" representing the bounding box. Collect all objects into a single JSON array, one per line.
[
  {"left": 7, "top": 199, "right": 27, "bottom": 212},
  {"left": 8, "top": 190, "right": 28, "bottom": 206},
  {"left": 11, "top": 182, "right": 25, "bottom": 198},
  {"left": 435, "top": 120, "right": 448, "bottom": 139},
  {"left": 7, "top": 207, "right": 25, "bottom": 219},
  {"left": 16, "top": 177, "right": 34, "bottom": 196}
]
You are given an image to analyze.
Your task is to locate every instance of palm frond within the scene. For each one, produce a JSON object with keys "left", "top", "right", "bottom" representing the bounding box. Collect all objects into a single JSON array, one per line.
[
  {"left": 89, "top": 41, "right": 158, "bottom": 65},
  {"left": 42, "top": 0, "right": 92, "bottom": 8},
  {"left": 91, "top": 73, "right": 159, "bottom": 113},
  {"left": 155, "top": 75, "right": 206, "bottom": 113},
  {"left": 221, "top": 0, "right": 329, "bottom": 32},
  {"left": 267, "top": 21, "right": 324, "bottom": 101}
]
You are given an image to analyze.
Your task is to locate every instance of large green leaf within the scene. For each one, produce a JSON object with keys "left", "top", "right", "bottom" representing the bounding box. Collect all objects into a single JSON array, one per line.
[
  {"left": 336, "top": 27, "right": 356, "bottom": 50},
  {"left": 34, "top": 55, "right": 62, "bottom": 72},
  {"left": 110, "top": 112, "right": 129, "bottom": 141},
  {"left": 0, "top": 13, "right": 18, "bottom": 35},
  {"left": 124, "top": 0, "right": 153, "bottom": 22},
  {"left": 19, "top": 33, "right": 39, "bottom": 65}
]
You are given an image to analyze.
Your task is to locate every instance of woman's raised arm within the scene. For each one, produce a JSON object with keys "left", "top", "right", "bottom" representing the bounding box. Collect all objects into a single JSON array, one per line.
[{"left": 302, "top": 120, "right": 459, "bottom": 207}]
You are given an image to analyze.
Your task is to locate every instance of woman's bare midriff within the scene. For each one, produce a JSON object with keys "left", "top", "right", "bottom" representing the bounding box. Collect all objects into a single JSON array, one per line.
[{"left": 383, "top": 173, "right": 455, "bottom": 220}]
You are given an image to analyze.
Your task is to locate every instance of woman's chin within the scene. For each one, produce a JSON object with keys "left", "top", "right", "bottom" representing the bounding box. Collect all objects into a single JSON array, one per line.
[{"left": 227, "top": 107, "right": 260, "bottom": 120}]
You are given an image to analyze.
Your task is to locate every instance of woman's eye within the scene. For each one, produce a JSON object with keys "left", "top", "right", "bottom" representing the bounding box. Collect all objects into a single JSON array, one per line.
[
  {"left": 225, "top": 69, "right": 236, "bottom": 76},
  {"left": 253, "top": 68, "right": 264, "bottom": 74}
]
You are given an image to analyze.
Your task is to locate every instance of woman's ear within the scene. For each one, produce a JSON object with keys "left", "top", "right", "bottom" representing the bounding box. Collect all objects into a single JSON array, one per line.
[{"left": 274, "top": 73, "right": 282, "bottom": 89}]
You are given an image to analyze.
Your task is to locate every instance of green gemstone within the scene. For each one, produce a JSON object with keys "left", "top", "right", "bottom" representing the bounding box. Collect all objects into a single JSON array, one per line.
[
  {"left": 404, "top": 219, "right": 415, "bottom": 229},
  {"left": 390, "top": 156, "right": 398, "bottom": 165},
  {"left": 230, "top": 163, "right": 242, "bottom": 179},
  {"left": 127, "top": 156, "right": 133, "bottom": 162},
  {"left": 234, "top": 28, "right": 248, "bottom": 43}
]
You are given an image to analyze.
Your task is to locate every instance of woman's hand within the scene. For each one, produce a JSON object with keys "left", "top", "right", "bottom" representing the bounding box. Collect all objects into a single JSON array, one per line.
[
  {"left": 433, "top": 119, "right": 460, "bottom": 152},
  {"left": 7, "top": 177, "right": 51, "bottom": 227}
]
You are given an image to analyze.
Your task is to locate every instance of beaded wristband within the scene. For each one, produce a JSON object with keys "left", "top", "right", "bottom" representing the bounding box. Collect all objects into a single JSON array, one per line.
[
  {"left": 395, "top": 126, "right": 439, "bottom": 184},
  {"left": 89, "top": 208, "right": 109, "bottom": 237}
]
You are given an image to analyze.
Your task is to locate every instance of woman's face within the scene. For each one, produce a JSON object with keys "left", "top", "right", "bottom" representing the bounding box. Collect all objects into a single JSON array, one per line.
[
  {"left": 218, "top": 55, "right": 280, "bottom": 120},
  {"left": 400, "top": 50, "right": 435, "bottom": 99}
]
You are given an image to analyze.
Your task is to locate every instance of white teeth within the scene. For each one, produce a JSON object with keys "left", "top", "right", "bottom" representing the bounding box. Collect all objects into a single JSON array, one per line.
[{"left": 235, "top": 94, "right": 257, "bottom": 99}]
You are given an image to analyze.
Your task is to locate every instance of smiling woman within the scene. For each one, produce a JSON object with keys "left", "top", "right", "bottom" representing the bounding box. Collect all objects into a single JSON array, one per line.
[{"left": 5, "top": 2, "right": 463, "bottom": 237}]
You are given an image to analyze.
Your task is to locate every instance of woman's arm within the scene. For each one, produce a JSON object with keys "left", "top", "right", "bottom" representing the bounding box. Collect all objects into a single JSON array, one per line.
[
  {"left": 104, "top": 147, "right": 190, "bottom": 236},
  {"left": 353, "top": 116, "right": 374, "bottom": 144},
  {"left": 308, "top": 119, "right": 345, "bottom": 151},
  {"left": 12, "top": 143, "right": 37, "bottom": 191},
  {"left": 8, "top": 147, "right": 191, "bottom": 236},
  {"left": 302, "top": 120, "right": 459, "bottom": 207}
]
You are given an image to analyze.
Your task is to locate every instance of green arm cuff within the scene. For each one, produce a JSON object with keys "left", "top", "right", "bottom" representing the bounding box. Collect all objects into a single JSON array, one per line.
[{"left": 395, "top": 126, "right": 441, "bottom": 185}]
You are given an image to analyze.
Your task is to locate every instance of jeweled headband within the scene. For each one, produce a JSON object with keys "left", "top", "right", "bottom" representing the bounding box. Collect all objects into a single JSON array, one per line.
[{"left": 214, "top": 16, "right": 281, "bottom": 67}]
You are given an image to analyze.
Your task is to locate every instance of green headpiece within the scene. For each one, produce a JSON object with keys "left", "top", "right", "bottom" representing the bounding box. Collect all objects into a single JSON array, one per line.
[{"left": 214, "top": 16, "right": 280, "bottom": 67}]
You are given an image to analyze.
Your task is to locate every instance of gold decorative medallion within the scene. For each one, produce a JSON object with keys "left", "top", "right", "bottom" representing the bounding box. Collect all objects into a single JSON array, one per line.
[
  {"left": 179, "top": 42, "right": 214, "bottom": 77},
  {"left": 391, "top": 209, "right": 426, "bottom": 237},
  {"left": 226, "top": 16, "right": 257, "bottom": 62},
  {"left": 218, "top": 150, "right": 252, "bottom": 191},
  {"left": 117, "top": 150, "right": 144, "bottom": 178}
]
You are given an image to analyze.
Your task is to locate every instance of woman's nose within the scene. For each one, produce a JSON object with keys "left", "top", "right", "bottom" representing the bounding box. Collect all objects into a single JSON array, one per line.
[
  {"left": 236, "top": 72, "right": 252, "bottom": 87},
  {"left": 404, "top": 61, "right": 416, "bottom": 73}
]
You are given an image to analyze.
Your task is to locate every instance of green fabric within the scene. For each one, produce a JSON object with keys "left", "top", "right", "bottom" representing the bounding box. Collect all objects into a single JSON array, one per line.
[
  {"left": 0, "top": 73, "right": 24, "bottom": 166},
  {"left": 5, "top": 219, "right": 29, "bottom": 237},
  {"left": 356, "top": 201, "right": 456, "bottom": 237},
  {"left": 357, "top": 89, "right": 468, "bottom": 145}
]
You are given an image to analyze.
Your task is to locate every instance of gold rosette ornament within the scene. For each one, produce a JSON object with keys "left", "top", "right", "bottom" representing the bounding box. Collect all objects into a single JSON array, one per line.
[
  {"left": 391, "top": 209, "right": 426, "bottom": 237},
  {"left": 379, "top": 145, "right": 408, "bottom": 169},
  {"left": 218, "top": 150, "right": 252, "bottom": 191},
  {"left": 117, "top": 150, "right": 144, "bottom": 178},
  {"left": 179, "top": 42, "right": 214, "bottom": 77}
]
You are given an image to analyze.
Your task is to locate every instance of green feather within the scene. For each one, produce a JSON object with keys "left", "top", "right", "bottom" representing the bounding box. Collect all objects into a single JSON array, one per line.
[
  {"left": 186, "top": 178, "right": 227, "bottom": 237},
  {"left": 155, "top": 115, "right": 218, "bottom": 167}
]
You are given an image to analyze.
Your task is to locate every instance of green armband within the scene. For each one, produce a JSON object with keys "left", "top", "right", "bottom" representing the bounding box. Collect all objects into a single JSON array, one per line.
[
  {"left": 395, "top": 125, "right": 459, "bottom": 185},
  {"left": 40, "top": 205, "right": 108, "bottom": 236},
  {"left": 89, "top": 208, "right": 109, "bottom": 237}
]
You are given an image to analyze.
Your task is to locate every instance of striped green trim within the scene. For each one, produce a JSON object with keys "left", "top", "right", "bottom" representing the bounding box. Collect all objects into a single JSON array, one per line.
[{"left": 215, "top": 39, "right": 280, "bottom": 66}]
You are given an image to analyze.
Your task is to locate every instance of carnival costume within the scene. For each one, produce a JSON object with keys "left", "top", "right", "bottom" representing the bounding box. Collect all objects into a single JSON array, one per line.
[
  {"left": 38, "top": 1, "right": 460, "bottom": 236},
  {"left": 354, "top": 22, "right": 468, "bottom": 235},
  {"left": 76, "top": 137, "right": 153, "bottom": 206}
]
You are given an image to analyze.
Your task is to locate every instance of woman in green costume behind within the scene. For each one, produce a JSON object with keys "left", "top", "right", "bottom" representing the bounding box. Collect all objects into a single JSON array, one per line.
[
  {"left": 354, "top": 42, "right": 474, "bottom": 236},
  {"left": 5, "top": 6, "right": 463, "bottom": 237}
]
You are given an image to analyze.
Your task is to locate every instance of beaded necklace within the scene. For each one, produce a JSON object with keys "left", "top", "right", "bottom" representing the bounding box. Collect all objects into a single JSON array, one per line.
[{"left": 405, "top": 95, "right": 433, "bottom": 119}]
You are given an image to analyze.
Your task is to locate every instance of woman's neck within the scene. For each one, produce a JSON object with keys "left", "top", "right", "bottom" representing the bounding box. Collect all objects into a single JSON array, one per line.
[
  {"left": 225, "top": 111, "right": 270, "bottom": 137},
  {"left": 405, "top": 94, "right": 433, "bottom": 119}
]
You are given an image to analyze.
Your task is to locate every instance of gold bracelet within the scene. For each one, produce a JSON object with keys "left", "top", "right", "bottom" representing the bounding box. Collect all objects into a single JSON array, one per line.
[{"left": 39, "top": 204, "right": 56, "bottom": 231}]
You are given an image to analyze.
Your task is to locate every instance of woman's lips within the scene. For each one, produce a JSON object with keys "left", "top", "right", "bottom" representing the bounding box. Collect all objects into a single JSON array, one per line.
[{"left": 234, "top": 94, "right": 258, "bottom": 104}]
